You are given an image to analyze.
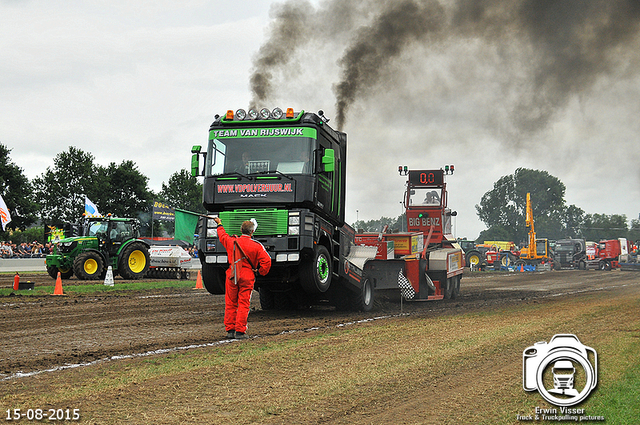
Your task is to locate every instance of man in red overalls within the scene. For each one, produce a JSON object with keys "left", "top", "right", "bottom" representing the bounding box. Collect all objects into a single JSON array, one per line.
[{"left": 214, "top": 217, "right": 271, "bottom": 339}]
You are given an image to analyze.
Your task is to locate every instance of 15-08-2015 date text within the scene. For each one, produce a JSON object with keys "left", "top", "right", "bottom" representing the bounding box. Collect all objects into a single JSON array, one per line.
[{"left": 5, "top": 409, "right": 80, "bottom": 421}]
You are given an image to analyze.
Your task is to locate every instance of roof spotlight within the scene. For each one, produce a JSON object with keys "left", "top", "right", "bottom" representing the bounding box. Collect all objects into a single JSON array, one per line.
[
  {"left": 248, "top": 109, "right": 259, "bottom": 120},
  {"left": 272, "top": 107, "right": 284, "bottom": 119},
  {"left": 259, "top": 108, "right": 271, "bottom": 119},
  {"left": 235, "top": 109, "right": 247, "bottom": 121}
]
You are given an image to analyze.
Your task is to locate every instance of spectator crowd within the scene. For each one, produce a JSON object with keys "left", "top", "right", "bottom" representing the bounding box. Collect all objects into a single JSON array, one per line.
[{"left": 1, "top": 241, "right": 51, "bottom": 258}]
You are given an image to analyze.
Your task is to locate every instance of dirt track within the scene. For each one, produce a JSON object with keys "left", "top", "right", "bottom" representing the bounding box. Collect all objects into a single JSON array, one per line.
[{"left": 1, "top": 269, "right": 638, "bottom": 380}]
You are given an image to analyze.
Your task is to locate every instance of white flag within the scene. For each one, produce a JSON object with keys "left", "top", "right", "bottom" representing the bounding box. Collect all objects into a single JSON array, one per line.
[
  {"left": 0, "top": 194, "right": 12, "bottom": 231},
  {"left": 85, "top": 196, "right": 100, "bottom": 217}
]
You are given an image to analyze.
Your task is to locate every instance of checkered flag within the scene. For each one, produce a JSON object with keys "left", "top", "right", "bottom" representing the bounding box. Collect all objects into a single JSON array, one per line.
[{"left": 398, "top": 269, "right": 416, "bottom": 300}]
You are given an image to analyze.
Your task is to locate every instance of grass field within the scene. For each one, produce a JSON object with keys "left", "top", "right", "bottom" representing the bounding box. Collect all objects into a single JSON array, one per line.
[{"left": 2, "top": 284, "right": 639, "bottom": 424}]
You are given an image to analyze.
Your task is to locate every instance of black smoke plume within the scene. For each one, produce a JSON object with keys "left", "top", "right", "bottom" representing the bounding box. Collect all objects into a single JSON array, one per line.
[{"left": 249, "top": 0, "right": 640, "bottom": 131}]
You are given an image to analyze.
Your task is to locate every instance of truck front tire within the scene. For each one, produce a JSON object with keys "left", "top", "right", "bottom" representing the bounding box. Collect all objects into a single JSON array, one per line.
[
  {"left": 201, "top": 262, "right": 226, "bottom": 294},
  {"left": 300, "top": 245, "right": 332, "bottom": 294}
]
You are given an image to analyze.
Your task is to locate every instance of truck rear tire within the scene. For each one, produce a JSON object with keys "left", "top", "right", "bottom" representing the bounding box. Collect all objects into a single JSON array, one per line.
[
  {"left": 118, "top": 242, "right": 150, "bottom": 279},
  {"left": 299, "top": 245, "right": 332, "bottom": 294},
  {"left": 73, "top": 251, "right": 105, "bottom": 280},
  {"left": 201, "top": 263, "right": 226, "bottom": 294}
]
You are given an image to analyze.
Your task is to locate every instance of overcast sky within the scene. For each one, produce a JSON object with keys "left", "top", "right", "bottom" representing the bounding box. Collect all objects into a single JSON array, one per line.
[{"left": 2, "top": 0, "right": 640, "bottom": 240}]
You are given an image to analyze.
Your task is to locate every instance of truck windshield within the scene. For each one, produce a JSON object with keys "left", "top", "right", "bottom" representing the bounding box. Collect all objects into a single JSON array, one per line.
[
  {"left": 408, "top": 188, "right": 442, "bottom": 206},
  {"left": 205, "top": 136, "right": 315, "bottom": 177}
]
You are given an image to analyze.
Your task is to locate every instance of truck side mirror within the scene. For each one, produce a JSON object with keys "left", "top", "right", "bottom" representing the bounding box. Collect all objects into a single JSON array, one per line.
[
  {"left": 191, "top": 145, "right": 202, "bottom": 177},
  {"left": 322, "top": 148, "right": 335, "bottom": 172}
]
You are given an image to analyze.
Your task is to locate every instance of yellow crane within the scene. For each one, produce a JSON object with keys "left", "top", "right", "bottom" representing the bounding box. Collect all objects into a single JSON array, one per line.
[{"left": 518, "top": 193, "right": 552, "bottom": 266}]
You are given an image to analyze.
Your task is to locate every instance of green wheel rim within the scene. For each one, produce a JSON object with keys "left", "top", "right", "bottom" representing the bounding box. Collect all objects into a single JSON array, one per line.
[{"left": 317, "top": 255, "right": 329, "bottom": 284}]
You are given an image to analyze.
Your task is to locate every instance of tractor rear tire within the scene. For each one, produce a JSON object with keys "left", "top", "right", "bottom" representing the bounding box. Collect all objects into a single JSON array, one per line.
[
  {"left": 500, "top": 253, "right": 516, "bottom": 267},
  {"left": 118, "top": 242, "right": 150, "bottom": 279},
  {"left": 73, "top": 251, "right": 105, "bottom": 280},
  {"left": 299, "top": 245, "right": 332, "bottom": 294},
  {"left": 466, "top": 250, "right": 483, "bottom": 269}
]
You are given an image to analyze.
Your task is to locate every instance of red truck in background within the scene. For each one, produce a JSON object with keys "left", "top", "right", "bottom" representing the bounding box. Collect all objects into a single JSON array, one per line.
[{"left": 581, "top": 238, "right": 631, "bottom": 270}]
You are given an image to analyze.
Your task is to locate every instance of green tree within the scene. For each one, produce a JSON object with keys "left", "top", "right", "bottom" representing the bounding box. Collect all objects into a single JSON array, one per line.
[
  {"left": 476, "top": 225, "right": 513, "bottom": 243},
  {"left": 562, "top": 205, "right": 585, "bottom": 238},
  {"left": 580, "top": 213, "right": 628, "bottom": 241},
  {"left": 0, "top": 143, "right": 38, "bottom": 231},
  {"left": 95, "top": 160, "right": 153, "bottom": 217},
  {"left": 475, "top": 168, "right": 566, "bottom": 244},
  {"left": 32, "top": 147, "right": 97, "bottom": 226},
  {"left": 32, "top": 148, "right": 153, "bottom": 227},
  {"left": 352, "top": 214, "right": 405, "bottom": 233},
  {"left": 628, "top": 219, "right": 640, "bottom": 243},
  {"left": 158, "top": 169, "right": 204, "bottom": 213}
]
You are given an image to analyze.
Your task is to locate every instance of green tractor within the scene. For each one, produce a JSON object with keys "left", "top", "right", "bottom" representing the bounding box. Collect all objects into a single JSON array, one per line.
[{"left": 45, "top": 217, "right": 150, "bottom": 280}]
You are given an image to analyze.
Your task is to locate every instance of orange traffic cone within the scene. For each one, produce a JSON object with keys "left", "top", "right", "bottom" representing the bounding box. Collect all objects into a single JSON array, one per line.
[
  {"left": 194, "top": 270, "right": 204, "bottom": 289},
  {"left": 52, "top": 272, "right": 65, "bottom": 296},
  {"left": 13, "top": 272, "right": 20, "bottom": 291}
]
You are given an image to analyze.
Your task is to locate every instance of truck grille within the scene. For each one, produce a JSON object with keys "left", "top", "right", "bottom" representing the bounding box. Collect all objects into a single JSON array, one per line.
[{"left": 220, "top": 209, "right": 288, "bottom": 236}]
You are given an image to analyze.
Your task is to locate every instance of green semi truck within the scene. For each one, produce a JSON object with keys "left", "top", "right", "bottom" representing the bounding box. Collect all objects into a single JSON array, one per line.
[
  {"left": 190, "top": 107, "right": 365, "bottom": 310},
  {"left": 45, "top": 216, "right": 150, "bottom": 280}
]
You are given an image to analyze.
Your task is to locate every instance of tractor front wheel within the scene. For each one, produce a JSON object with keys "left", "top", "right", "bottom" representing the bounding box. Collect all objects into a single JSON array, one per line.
[
  {"left": 118, "top": 242, "right": 150, "bottom": 279},
  {"left": 73, "top": 251, "right": 105, "bottom": 280},
  {"left": 47, "top": 265, "right": 74, "bottom": 280}
]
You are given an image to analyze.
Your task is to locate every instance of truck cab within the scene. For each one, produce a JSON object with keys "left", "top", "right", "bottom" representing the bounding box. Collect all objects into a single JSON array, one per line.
[{"left": 191, "top": 108, "right": 354, "bottom": 308}]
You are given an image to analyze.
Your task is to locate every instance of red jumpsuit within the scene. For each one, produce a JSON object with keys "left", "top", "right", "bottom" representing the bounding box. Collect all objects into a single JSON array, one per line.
[{"left": 217, "top": 225, "right": 271, "bottom": 334}]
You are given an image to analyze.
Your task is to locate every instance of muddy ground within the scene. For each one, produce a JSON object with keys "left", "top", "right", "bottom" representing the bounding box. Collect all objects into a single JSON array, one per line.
[{"left": 1, "top": 269, "right": 637, "bottom": 380}]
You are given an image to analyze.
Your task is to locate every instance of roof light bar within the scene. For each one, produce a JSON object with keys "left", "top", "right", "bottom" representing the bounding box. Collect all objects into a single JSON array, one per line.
[
  {"left": 235, "top": 109, "right": 247, "bottom": 121},
  {"left": 272, "top": 107, "right": 284, "bottom": 119},
  {"left": 259, "top": 108, "right": 271, "bottom": 119}
]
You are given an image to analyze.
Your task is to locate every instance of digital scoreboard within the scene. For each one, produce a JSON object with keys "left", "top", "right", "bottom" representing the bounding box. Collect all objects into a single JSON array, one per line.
[{"left": 408, "top": 169, "right": 444, "bottom": 186}]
